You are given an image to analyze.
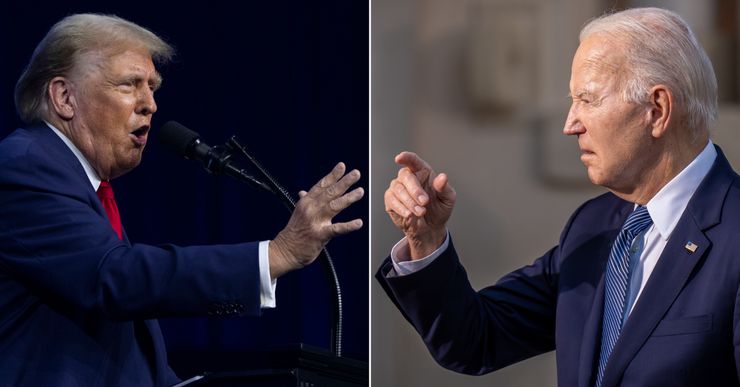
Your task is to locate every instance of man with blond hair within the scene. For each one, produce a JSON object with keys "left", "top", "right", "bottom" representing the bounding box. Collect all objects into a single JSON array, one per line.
[
  {"left": 0, "top": 13, "right": 363, "bottom": 386},
  {"left": 379, "top": 7, "right": 740, "bottom": 387}
]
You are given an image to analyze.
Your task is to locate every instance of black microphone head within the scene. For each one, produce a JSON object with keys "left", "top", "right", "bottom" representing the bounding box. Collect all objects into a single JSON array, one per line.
[{"left": 158, "top": 121, "right": 200, "bottom": 157}]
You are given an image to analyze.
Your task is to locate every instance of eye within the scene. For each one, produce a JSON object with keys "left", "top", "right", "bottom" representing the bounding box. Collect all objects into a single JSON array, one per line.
[
  {"left": 568, "top": 93, "right": 588, "bottom": 105},
  {"left": 576, "top": 93, "right": 597, "bottom": 106},
  {"left": 117, "top": 80, "right": 136, "bottom": 91}
]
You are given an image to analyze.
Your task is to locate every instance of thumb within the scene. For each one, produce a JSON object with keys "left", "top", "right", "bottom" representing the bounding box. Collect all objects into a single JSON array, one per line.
[{"left": 432, "top": 173, "right": 455, "bottom": 204}]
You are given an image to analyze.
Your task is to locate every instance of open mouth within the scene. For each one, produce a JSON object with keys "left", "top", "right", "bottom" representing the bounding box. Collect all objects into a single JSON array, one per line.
[{"left": 130, "top": 125, "right": 150, "bottom": 146}]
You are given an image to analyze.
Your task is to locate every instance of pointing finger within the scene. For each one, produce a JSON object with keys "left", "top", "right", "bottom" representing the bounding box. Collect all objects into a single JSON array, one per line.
[{"left": 395, "top": 151, "right": 432, "bottom": 174}]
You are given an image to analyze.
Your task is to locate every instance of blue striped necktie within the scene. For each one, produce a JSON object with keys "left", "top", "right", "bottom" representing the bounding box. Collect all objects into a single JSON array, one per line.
[{"left": 595, "top": 205, "right": 652, "bottom": 387}]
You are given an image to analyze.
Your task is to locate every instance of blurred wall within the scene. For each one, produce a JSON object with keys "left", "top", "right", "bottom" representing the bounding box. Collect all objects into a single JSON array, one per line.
[{"left": 372, "top": 0, "right": 740, "bottom": 386}]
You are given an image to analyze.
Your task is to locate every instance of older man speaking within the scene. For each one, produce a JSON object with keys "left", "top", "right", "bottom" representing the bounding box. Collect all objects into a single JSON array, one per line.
[
  {"left": 0, "top": 14, "right": 363, "bottom": 386},
  {"left": 378, "top": 7, "right": 740, "bottom": 387}
]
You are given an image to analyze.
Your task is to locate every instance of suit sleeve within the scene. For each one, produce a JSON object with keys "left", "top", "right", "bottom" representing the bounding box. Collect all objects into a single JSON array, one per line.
[
  {"left": 0, "top": 149, "right": 262, "bottom": 320},
  {"left": 375, "top": 203, "right": 588, "bottom": 375},
  {"left": 734, "top": 282, "right": 740, "bottom": 380},
  {"left": 376, "top": 238, "right": 558, "bottom": 375}
]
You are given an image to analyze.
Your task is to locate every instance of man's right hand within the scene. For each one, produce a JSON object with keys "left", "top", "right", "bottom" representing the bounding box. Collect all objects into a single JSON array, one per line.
[{"left": 384, "top": 151, "right": 456, "bottom": 260}]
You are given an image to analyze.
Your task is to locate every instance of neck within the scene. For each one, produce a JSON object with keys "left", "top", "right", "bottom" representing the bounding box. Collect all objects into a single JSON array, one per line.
[{"left": 46, "top": 117, "right": 111, "bottom": 181}]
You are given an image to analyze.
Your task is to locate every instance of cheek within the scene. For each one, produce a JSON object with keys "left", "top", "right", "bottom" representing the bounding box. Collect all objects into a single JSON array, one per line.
[
  {"left": 590, "top": 110, "right": 627, "bottom": 142},
  {"left": 103, "top": 101, "right": 137, "bottom": 131}
]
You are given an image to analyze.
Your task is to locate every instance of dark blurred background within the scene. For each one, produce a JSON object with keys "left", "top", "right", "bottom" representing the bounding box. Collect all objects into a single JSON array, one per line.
[{"left": 0, "top": 0, "right": 368, "bottom": 378}]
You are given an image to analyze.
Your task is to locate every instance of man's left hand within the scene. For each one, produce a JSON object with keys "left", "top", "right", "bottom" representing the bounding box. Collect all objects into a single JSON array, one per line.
[{"left": 268, "top": 162, "right": 364, "bottom": 278}]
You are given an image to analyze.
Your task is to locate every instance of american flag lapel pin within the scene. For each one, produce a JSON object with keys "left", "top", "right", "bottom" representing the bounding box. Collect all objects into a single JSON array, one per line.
[{"left": 684, "top": 241, "right": 698, "bottom": 253}]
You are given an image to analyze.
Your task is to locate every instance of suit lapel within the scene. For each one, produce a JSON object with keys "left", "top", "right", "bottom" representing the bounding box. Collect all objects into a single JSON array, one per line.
[
  {"left": 598, "top": 146, "right": 735, "bottom": 387},
  {"left": 599, "top": 221, "right": 709, "bottom": 387},
  {"left": 34, "top": 124, "right": 132, "bottom": 245},
  {"left": 34, "top": 124, "right": 107, "bottom": 216},
  {"left": 577, "top": 272, "right": 605, "bottom": 387}
]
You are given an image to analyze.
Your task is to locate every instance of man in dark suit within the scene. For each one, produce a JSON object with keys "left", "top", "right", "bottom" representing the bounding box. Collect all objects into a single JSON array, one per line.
[
  {"left": 0, "top": 13, "right": 363, "bottom": 386},
  {"left": 378, "top": 7, "right": 740, "bottom": 387}
]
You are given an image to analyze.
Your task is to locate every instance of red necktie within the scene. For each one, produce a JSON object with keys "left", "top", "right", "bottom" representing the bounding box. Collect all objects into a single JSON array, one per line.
[{"left": 96, "top": 181, "right": 123, "bottom": 240}]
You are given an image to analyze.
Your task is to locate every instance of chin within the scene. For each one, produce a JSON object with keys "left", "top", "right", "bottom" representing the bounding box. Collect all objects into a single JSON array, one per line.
[
  {"left": 586, "top": 169, "right": 605, "bottom": 187},
  {"left": 111, "top": 158, "right": 143, "bottom": 179},
  {"left": 128, "top": 157, "right": 143, "bottom": 171}
]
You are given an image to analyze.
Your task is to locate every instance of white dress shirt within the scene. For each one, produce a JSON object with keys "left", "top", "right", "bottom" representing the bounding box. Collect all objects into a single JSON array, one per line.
[
  {"left": 46, "top": 122, "right": 277, "bottom": 308},
  {"left": 390, "top": 141, "right": 717, "bottom": 321}
]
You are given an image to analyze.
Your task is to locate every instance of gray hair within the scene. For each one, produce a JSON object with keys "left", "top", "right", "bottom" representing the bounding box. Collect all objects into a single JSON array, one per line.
[
  {"left": 580, "top": 7, "right": 718, "bottom": 132},
  {"left": 14, "top": 13, "right": 175, "bottom": 124}
]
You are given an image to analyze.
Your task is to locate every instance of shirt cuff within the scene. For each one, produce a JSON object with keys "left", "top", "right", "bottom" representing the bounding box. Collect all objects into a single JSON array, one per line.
[
  {"left": 388, "top": 230, "right": 450, "bottom": 277},
  {"left": 259, "top": 240, "right": 277, "bottom": 308}
]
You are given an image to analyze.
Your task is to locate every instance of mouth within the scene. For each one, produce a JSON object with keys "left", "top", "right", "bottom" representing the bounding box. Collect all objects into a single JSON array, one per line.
[
  {"left": 579, "top": 148, "right": 595, "bottom": 164},
  {"left": 130, "top": 125, "right": 150, "bottom": 147},
  {"left": 578, "top": 141, "right": 594, "bottom": 156}
]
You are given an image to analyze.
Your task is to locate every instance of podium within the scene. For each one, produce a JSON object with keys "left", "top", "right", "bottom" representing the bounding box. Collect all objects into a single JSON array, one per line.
[{"left": 175, "top": 344, "right": 368, "bottom": 386}]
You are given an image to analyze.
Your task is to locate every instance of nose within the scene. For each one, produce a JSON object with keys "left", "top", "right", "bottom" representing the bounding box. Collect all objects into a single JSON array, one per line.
[
  {"left": 137, "top": 88, "right": 157, "bottom": 116},
  {"left": 563, "top": 103, "right": 584, "bottom": 136}
]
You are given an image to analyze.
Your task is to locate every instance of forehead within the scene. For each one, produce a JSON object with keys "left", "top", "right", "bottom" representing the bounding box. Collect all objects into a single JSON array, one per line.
[
  {"left": 75, "top": 46, "right": 158, "bottom": 78},
  {"left": 570, "top": 35, "right": 625, "bottom": 89}
]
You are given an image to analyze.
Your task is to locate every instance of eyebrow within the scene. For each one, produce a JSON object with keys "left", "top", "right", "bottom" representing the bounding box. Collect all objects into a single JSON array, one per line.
[
  {"left": 567, "top": 90, "right": 595, "bottom": 99},
  {"left": 120, "top": 72, "right": 163, "bottom": 90},
  {"left": 151, "top": 72, "right": 163, "bottom": 90}
]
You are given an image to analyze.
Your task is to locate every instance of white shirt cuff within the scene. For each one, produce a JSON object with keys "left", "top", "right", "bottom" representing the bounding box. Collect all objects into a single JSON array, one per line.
[
  {"left": 259, "top": 240, "right": 277, "bottom": 308},
  {"left": 388, "top": 231, "right": 450, "bottom": 277}
]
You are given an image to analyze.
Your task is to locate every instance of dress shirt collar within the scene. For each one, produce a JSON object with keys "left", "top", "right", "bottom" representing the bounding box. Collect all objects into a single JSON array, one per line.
[
  {"left": 45, "top": 121, "right": 102, "bottom": 191},
  {"left": 645, "top": 140, "right": 716, "bottom": 241}
]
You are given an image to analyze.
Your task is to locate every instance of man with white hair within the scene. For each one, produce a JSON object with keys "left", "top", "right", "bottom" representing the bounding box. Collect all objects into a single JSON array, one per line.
[
  {"left": 0, "top": 13, "right": 363, "bottom": 386},
  {"left": 378, "top": 7, "right": 740, "bottom": 387}
]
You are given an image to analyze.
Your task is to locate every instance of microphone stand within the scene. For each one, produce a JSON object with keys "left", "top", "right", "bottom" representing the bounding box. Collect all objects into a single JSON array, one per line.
[
  {"left": 195, "top": 142, "right": 275, "bottom": 195},
  {"left": 217, "top": 137, "right": 344, "bottom": 357}
]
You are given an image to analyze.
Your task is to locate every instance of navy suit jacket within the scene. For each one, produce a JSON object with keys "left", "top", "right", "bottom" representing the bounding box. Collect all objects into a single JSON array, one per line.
[
  {"left": 0, "top": 125, "right": 263, "bottom": 386},
  {"left": 377, "top": 146, "right": 740, "bottom": 387}
]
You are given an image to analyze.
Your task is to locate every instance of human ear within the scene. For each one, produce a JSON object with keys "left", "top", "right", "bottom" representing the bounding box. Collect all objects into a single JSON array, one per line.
[
  {"left": 648, "top": 85, "right": 672, "bottom": 138},
  {"left": 47, "top": 76, "right": 75, "bottom": 120}
]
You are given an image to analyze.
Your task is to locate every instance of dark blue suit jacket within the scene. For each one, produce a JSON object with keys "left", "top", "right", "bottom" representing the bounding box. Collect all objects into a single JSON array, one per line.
[
  {"left": 0, "top": 125, "right": 263, "bottom": 386},
  {"left": 377, "top": 146, "right": 740, "bottom": 387}
]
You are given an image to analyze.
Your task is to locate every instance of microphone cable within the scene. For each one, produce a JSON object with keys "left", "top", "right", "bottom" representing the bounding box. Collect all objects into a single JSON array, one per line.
[{"left": 226, "top": 137, "right": 344, "bottom": 357}]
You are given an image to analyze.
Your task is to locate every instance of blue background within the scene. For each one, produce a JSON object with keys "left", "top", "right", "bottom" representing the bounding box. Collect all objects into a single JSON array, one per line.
[{"left": 0, "top": 0, "right": 368, "bottom": 377}]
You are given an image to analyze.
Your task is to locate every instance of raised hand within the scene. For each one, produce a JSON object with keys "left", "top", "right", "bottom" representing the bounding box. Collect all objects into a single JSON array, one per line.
[
  {"left": 384, "top": 151, "right": 456, "bottom": 259},
  {"left": 269, "top": 162, "right": 364, "bottom": 278}
]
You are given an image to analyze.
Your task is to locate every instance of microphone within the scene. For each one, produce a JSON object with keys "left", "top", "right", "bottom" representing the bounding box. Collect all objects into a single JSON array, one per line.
[{"left": 158, "top": 121, "right": 273, "bottom": 193}]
